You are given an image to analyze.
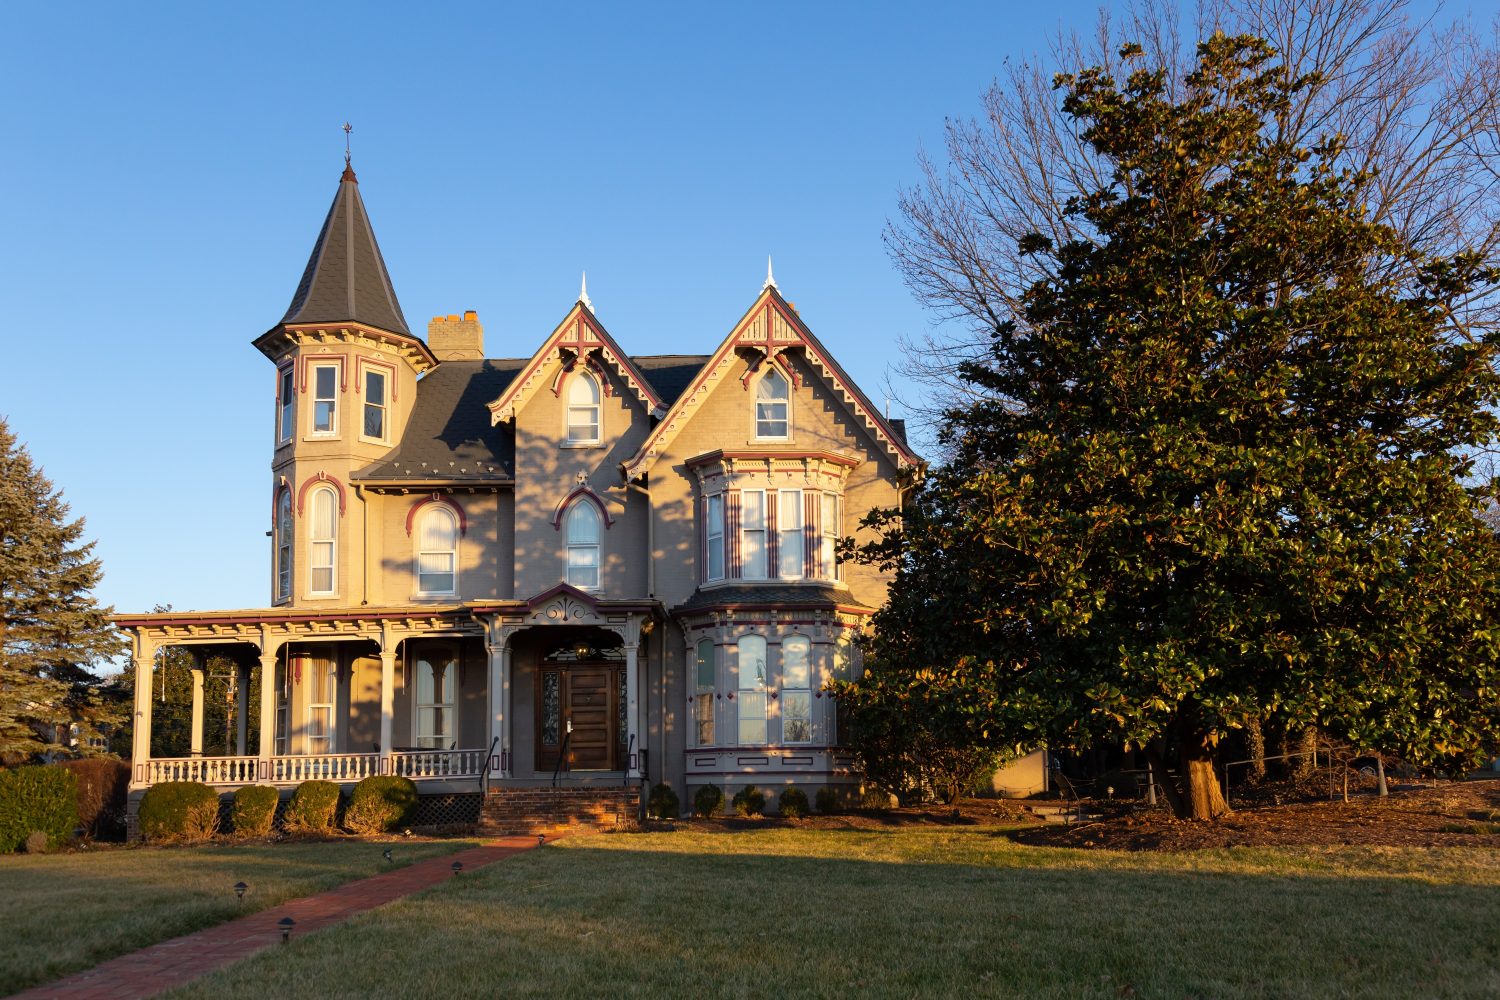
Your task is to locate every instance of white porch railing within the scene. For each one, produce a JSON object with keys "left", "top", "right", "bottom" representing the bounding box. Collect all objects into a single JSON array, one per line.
[
  {"left": 390, "top": 748, "right": 485, "bottom": 778},
  {"left": 270, "top": 753, "right": 380, "bottom": 784},
  {"left": 144, "top": 756, "right": 259, "bottom": 785}
]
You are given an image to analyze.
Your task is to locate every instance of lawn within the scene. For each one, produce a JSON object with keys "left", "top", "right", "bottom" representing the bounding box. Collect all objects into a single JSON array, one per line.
[
  {"left": 0, "top": 838, "right": 473, "bottom": 994},
  {"left": 165, "top": 826, "right": 1500, "bottom": 1000}
]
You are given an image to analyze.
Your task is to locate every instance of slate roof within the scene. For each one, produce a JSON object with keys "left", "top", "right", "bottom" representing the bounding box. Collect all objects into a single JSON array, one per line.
[
  {"left": 354, "top": 360, "right": 522, "bottom": 482},
  {"left": 671, "top": 583, "right": 871, "bottom": 615},
  {"left": 632, "top": 355, "right": 710, "bottom": 409},
  {"left": 281, "top": 164, "right": 412, "bottom": 337}
]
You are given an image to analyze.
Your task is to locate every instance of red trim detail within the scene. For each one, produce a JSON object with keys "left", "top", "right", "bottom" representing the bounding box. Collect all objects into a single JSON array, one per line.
[
  {"left": 685, "top": 449, "right": 861, "bottom": 470},
  {"left": 356, "top": 356, "right": 399, "bottom": 401},
  {"left": 296, "top": 472, "right": 348, "bottom": 516},
  {"left": 405, "top": 494, "right": 468, "bottom": 537},
  {"left": 524, "top": 581, "right": 601, "bottom": 611},
  {"left": 550, "top": 486, "right": 614, "bottom": 530}
]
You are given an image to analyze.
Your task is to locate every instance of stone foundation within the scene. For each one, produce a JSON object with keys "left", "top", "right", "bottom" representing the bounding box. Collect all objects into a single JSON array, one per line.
[{"left": 479, "top": 786, "right": 642, "bottom": 835}]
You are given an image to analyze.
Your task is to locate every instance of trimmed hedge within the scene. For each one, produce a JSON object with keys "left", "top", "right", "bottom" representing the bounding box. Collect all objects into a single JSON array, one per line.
[
  {"left": 647, "top": 782, "right": 680, "bottom": 820},
  {"left": 138, "top": 781, "right": 220, "bottom": 843},
  {"left": 0, "top": 766, "right": 79, "bottom": 853},
  {"left": 778, "top": 787, "right": 810, "bottom": 818},
  {"left": 344, "top": 776, "right": 418, "bottom": 834},
  {"left": 815, "top": 786, "right": 840, "bottom": 815},
  {"left": 284, "top": 780, "right": 341, "bottom": 833},
  {"left": 694, "top": 783, "right": 724, "bottom": 818},
  {"left": 232, "top": 785, "right": 280, "bottom": 838},
  {"left": 732, "top": 784, "right": 765, "bottom": 816},
  {"left": 59, "top": 758, "right": 130, "bottom": 840}
]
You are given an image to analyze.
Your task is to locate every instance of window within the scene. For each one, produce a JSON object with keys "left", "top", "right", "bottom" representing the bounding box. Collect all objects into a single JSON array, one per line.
[
  {"left": 820, "top": 492, "right": 839, "bottom": 580},
  {"left": 567, "top": 370, "right": 601, "bottom": 444},
  {"left": 755, "top": 367, "right": 790, "bottom": 439},
  {"left": 307, "top": 656, "right": 336, "bottom": 754},
  {"left": 363, "top": 368, "right": 388, "bottom": 441},
  {"left": 706, "top": 494, "right": 724, "bottom": 581},
  {"left": 414, "top": 648, "right": 457, "bottom": 749},
  {"left": 275, "top": 491, "right": 293, "bottom": 601},
  {"left": 778, "top": 489, "right": 803, "bottom": 578},
  {"left": 278, "top": 367, "right": 295, "bottom": 442},
  {"left": 309, "top": 487, "right": 337, "bottom": 595},
  {"left": 416, "top": 506, "right": 458, "bottom": 595},
  {"left": 694, "top": 638, "right": 715, "bottom": 746},
  {"left": 311, "top": 363, "right": 338, "bottom": 435},
  {"left": 566, "top": 502, "right": 601, "bottom": 589},
  {"left": 275, "top": 657, "right": 290, "bottom": 755},
  {"left": 781, "top": 636, "right": 812, "bottom": 744},
  {"left": 736, "top": 635, "right": 767, "bottom": 745},
  {"left": 741, "top": 490, "right": 767, "bottom": 579}
]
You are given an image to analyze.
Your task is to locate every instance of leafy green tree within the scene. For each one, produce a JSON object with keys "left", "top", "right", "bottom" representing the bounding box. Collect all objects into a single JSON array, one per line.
[
  {"left": 0, "top": 417, "right": 127, "bottom": 763},
  {"left": 859, "top": 34, "right": 1500, "bottom": 819}
]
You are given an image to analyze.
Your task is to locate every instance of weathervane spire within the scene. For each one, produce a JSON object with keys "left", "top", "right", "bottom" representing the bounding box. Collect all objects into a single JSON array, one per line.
[
  {"left": 763, "top": 255, "right": 778, "bottom": 291},
  {"left": 579, "top": 271, "right": 594, "bottom": 312},
  {"left": 340, "top": 122, "right": 356, "bottom": 182}
]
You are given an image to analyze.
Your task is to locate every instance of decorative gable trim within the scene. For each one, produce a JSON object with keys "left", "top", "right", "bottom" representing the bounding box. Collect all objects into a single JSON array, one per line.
[
  {"left": 621, "top": 289, "right": 921, "bottom": 480},
  {"left": 405, "top": 494, "right": 468, "bottom": 537},
  {"left": 296, "top": 471, "right": 347, "bottom": 516},
  {"left": 550, "top": 486, "right": 616, "bottom": 530},
  {"left": 486, "top": 303, "right": 664, "bottom": 424}
]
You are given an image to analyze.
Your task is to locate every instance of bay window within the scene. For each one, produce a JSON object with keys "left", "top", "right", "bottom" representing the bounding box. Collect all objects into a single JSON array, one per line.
[
  {"left": 694, "top": 638, "right": 715, "bottom": 746},
  {"left": 741, "top": 490, "right": 766, "bottom": 578},
  {"left": 706, "top": 494, "right": 724, "bottom": 581},
  {"left": 777, "top": 489, "right": 803, "bottom": 578},
  {"left": 820, "top": 492, "right": 839, "bottom": 580},
  {"left": 737, "top": 635, "right": 767, "bottom": 745},
  {"left": 781, "top": 636, "right": 812, "bottom": 743},
  {"left": 278, "top": 367, "right": 295, "bottom": 442},
  {"left": 363, "top": 368, "right": 388, "bottom": 441},
  {"left": 312, "top": 363, "right": 339, "bottom": 436},
  {"left": 275, "top": 490, "right": 293, "bottom": 602}
]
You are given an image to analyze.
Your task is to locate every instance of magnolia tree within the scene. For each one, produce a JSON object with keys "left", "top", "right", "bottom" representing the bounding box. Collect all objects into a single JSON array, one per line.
[{"left": 853, "top": 32, "right": 1500, "bottom": 819}]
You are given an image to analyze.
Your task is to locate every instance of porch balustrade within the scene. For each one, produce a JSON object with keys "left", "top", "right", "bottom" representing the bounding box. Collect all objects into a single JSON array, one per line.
[
  {"left": 138, "top": 749, "right": 485, "bottom": 787},
  {"left": 270, "top": 752, "right": 380, "bottom": 783},
  {"left": 144, "top": 756, "right": 259, "bottom": 786},
  {"left": 390, "top": 748, "right": 485, "bottom": 778}
]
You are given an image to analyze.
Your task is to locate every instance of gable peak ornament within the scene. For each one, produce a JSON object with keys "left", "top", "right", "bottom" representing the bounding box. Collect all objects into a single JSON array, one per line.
[
  {"left": 762, "top": 255, "right": 778, "bottom": 292},
  {"left": 578, "top": 271, "right": 594, "bottom": 313}
]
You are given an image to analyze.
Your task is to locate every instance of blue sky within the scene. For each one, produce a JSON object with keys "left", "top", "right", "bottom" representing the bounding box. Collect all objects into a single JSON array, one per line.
[{"left": 0, "top": 0, "right": 1180, "bottom": 616}]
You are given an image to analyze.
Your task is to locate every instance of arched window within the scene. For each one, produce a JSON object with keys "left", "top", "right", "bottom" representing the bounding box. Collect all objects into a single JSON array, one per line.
[
  {"left": 416, "top": 505, "right": 459, "bottom": 595},
  {"left": 737, "top": 634, "right": 767, "bottom": 745},
  {"left": 566, "top": 501, "right": 601, "bottom": 589},
  {"left": 781, "top": 636, "right": 812, "bottom": 744},
  {"left": 755, "top": 367, "right": 790, "bottom": 439},
  {"left": 275, "top": 491, "right": 293, "bottom": 601},
  {"left": 694, "top": 638, "right": 715, "bottom": 746},
  {"left": 567, "top": 370, "right": 601, "bottom": 444},
  {"left": 309, "top": 486, "right": 337, "bottom": 595}
]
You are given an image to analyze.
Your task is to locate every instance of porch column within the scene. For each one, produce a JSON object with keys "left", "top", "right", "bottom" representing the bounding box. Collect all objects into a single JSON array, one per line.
[
  {"left": 189, "top": 649, "right": 205, "bottom": 758},
  {"left": 129, "top": 634, "right": 158, "bottom": 787},
  {"left": 379, "top": 646, "right": 396, "bottom": 774},
  {"left": 486, "top": 631, "right": 513, "bottom": 780},
  {"left": 257, "top": 647, "right": 279, "bottom": 781},
  {"left": 625, "top": 638, "right": 642, "bottom": 780},
  {"left": 235, "top": 661, "right": 249, "bottom": 756}
]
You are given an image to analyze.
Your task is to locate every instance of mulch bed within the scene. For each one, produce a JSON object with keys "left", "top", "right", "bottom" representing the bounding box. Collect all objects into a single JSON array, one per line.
[
  {"left": 632, "top": 797, "right": 1031, "bottom": 833},
  {"left": 1009, "top": 779, "right": 1500, "bottom": 851}
]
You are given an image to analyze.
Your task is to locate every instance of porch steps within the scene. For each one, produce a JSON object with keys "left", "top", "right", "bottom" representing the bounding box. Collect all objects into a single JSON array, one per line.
[{"left": 479, "top": 785, "right": 643, "bottom": 835}]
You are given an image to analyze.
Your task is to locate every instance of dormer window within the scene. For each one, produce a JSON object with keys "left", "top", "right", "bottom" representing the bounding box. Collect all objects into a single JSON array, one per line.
[
  {"left": 567, "top": 370, "right": 602, "bottom": 444},
  {"left": 312, "top": 363, "right": 339, "bottom": 436},
  {"left": 755, "top": 367, "right": 790, "bottom": 439}
]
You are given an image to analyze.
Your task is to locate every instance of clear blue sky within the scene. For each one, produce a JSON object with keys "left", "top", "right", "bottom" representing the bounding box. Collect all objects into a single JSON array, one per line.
[{"left": 1, "top": 0, "right": 1168, "bottom": 617}]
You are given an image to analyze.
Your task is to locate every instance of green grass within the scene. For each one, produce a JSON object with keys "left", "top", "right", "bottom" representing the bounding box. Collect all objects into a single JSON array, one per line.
[
  {"left": 0, "top": 838, "right": 473, "bottom": 993},
  {"left": 165, "top": 827, "right": 1500, "bottom": 1000}
]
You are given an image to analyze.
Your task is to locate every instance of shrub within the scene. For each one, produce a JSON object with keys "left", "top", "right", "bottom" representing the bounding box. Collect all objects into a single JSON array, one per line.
[
  {"left": 138, "top": 781, "right": 220, "bottom": 843},
  {"left": 778, "top": 787, "right": 810, "bottom": 818},
  {"left": 693, "top": 783, "right": 724, "bottom": 818},
  {"left": 343, "top": 776, "right": 418, "bottom": 835},
  {"left": 860, "top": 785, "right": 896, "bottom": 810},
  {"left": 232, "top": 785, "right": 281, "bottom": 838},
  {"left": 815, "top": 787, "right": 840, "bottom": 814},
  {"left": 0, "top": 765, "right": 79, "bottom": 853},
  {"left": 284, "top": 780, "right": 341, "bottom": 834},
  {"left": 731, "top": 784, "right": 765, "bottom": 816},
  {"left": 24, "top": 830, "right": 49, "bottom": 853},
  {"left": 647, "top": 782, "right": 680, "bottom": 820},
  {"left": 59, "top": 758, "right": 130, "bottom": 840}
]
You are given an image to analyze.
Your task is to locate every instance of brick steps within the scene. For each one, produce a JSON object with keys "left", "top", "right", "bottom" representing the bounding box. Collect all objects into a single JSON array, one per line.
[{"left": 479, "top": 786, "right": 642, "bottom": 835}]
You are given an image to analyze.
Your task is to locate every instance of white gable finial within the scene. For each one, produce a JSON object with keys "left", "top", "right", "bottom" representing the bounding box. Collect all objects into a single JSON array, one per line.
[
  {"left": 579, "top": 271, "right": 594, "bottom": 312},
  {"left": 763, "top": 255, "right": 778, "bottom": 292}
]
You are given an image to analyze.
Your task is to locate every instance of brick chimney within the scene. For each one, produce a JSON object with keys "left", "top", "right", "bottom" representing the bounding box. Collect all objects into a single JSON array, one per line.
[{"left": 427, "top": 310, "right": 484, "bottom": 361}]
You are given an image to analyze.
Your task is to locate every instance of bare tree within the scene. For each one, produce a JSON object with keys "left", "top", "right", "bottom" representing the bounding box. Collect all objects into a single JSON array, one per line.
[{"left": 887, "top": 0, "right": 1500, "bottom": 444}]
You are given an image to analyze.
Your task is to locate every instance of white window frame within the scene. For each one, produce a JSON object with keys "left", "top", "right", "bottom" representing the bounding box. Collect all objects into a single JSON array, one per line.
[
  {"left": 741, "top": 489, "right": 767, "bottom": 579},
  {"left": 306, "top": 656, "right": 337, "bottom": 755},
  {"left": 706, "top": 494, "right": 725, "bottom": 582},
  {"left": 309, "top": 486, "right": 338, "bottom": 596},
  {"left": 566, "top": 501, "right": 602, "bottom": 590},
  {"left": 755, "top": 367, "right": 791, "bottom": 440},
  {"left": 820, "top": 492, "right": 840, "bottom": 581},
  {"left": 278, "top": 366, "right": 295, "bottom": 443},
  {"left": 310, "top": 362, "right": 340, "bottom": 437},
  {"left": 414, "top": 646, "right": 458, "bottom": 750},
  {"left": 566, "top": 369, "right": 602, "bottom": 445},
  {"left": 275, "top": 491, "right": 293, "bottom": 602},
  {"left": 780, "top": 635, "right": 813, "bottom": 745},
  {"left": 361, "top": 366, "right": 389, "bottom": 444},
  {"left": 693, "top": 638, "right": 715, "bottom": 747},
  {"left": 777, "top": 489, "right": 804, "bottom": 579},
  {"left": 736, "top": 634, "right": 767, "bottom": 745},
  {"left": 415, "top": 505, "right": 459, "bottom": 596},
  {"left": 275, "top": 657, "right": 290, "bottom": 756}
]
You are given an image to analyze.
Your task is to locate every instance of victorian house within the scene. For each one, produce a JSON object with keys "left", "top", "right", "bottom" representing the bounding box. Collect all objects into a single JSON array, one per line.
[{"left": 115, "top": 161, "right": 920, "bottom": 831}]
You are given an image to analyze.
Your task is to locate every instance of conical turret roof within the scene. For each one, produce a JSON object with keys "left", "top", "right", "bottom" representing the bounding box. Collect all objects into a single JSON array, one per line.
[{"left": 280, "top": 162, "right": 411, "bottom": 336}]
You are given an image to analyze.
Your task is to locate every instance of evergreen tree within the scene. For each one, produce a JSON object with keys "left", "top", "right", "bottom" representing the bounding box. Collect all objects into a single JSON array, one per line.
[{"left": 0, "top": 417, "right": 127, "bottom": 762}]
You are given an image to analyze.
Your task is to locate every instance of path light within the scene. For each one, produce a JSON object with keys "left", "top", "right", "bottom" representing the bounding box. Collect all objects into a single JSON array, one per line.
[
  {"left": 382, "top": 848, "right": 392, "bottom": 864},
  {"left": 233, "top": 881, "right": 248, "bottom": 903},
  {"left": 278, "top": 917, "right": 295, "bottom": 944},
  {"left": 451, "top": 861, "right": 464, "bottom": 877},
  {"left": 537, "top": 834, "right": 545, "bottom": 847}
]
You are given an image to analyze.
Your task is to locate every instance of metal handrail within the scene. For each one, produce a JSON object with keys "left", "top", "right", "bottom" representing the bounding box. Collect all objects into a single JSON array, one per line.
[
  {"left": 552, "top": 730, "right": 572, "bottom": 788},
  {"left": 484, "top": 735, "right": 500, "bottom": 792}
]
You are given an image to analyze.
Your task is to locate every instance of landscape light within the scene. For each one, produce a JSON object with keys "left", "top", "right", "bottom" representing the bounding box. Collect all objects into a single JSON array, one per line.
[
  {"left": 233, "top": 881, "right": 248, "bottom": 902},
  {"left": 451, "top": 860, "right": 463, "bottom": 876},
  {"left": 382, "top": 848, "right": 393, "bottom": 864},
  {"left": 278, "top": 916, "right": 295, "bottom": 944},
  {"left": 537, "top": 834, "right": 545, "bottom": 846}
]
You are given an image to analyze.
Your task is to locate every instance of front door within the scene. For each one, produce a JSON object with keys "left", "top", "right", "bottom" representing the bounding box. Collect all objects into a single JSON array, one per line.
[{"left": 537, "top": 663, "right": 622, "bottom": 772}]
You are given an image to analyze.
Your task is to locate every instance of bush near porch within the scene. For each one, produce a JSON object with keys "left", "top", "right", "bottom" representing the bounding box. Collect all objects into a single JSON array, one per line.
[
  {"left": 0, "top": 765, "right": 78, "bottom": 852},
  {"left": 284, "top": 780, "right": 341, "bottom": 834},
  {"left": 344, "top": 777, "right": 418, "bottom": 834},
  {"left": 138, "top": 782, "right": 220, "bottom": 843}
]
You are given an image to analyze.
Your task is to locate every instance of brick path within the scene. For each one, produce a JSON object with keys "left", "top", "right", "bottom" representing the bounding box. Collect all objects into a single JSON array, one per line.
[{"left": 9, "top": 837, "right": 541, "bottom": 1000}]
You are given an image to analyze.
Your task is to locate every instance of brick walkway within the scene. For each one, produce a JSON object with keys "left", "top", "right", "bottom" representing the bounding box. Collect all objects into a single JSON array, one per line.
[{"left": 9, "top": 837, "right": 541, "bottom": 1000}]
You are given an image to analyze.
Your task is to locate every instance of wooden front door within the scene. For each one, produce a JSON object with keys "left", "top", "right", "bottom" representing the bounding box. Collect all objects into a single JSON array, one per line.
[{"left": 537, "top": 664, "right": 622, "bottom": 772}]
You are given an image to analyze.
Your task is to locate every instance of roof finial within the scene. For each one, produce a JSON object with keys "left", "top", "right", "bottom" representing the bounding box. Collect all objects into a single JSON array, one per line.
[
  {"left": 579, "top": 271, "right": 594, "bottom": 312},
  {"left": 340, "top": 122, "right": 357, "bottom": 182},
  {"left": 763, "top": 254, "right": 778, "bottom": 292}
]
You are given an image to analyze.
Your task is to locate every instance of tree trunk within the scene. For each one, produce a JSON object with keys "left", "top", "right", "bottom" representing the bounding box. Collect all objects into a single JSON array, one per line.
[
  {"left": 1294, "top": 727, "right": 1318, "bottom": 779},
  {"left": 1179, "top": 735, "right": 1231, "bottom": 819},
  {"left": 1375, "top": 755, "right": 1388, "bottom": 797},
  {"left": 1143, "top": 743, "right": 1185, "bottom": 817},
  {"left": 1246, "top": 716, "right": 1266, "bottom": 782}
]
